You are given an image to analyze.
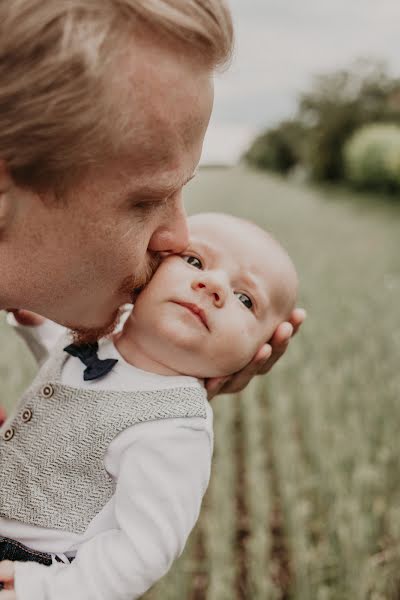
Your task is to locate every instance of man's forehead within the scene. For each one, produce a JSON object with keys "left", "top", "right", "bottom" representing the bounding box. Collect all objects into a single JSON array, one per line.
[
  {"left": 116, "top": 36, "right": 214, "bottom": 158},
  {"left": 118, "top": 97, "right": 208, "bottom": 190}
]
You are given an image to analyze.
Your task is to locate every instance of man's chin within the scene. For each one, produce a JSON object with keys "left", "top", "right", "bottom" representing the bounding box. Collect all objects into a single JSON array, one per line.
[
  {"left": 68, "top": 307, "right": 123, "bottom": 345},
  {"left": 66, "top": 253, "right": 160, "bottom": 345}
]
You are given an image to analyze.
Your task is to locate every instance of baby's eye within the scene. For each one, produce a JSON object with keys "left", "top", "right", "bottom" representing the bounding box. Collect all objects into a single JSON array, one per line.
[
  {"left": 182, "top": 255, "right": 203, "bottom": 269},
  {"left": 235, "top": 292, "right": 253, "bottom": 310}
]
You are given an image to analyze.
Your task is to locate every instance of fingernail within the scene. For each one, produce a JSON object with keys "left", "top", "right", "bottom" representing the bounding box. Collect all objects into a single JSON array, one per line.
[
  {"left": 264, "top": 349, "right": 272, "bottom": 360},
  {"left": 258, "top": 350, "right": 271, "bottom": 363},
  {"left": 284, "top": 323, "right": 294, "bottom": 337}
]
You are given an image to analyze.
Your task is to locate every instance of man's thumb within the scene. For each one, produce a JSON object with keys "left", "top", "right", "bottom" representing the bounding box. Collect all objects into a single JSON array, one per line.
[
  {"left": 6, "top": 309, "right": 45, "bottom": 326},
  {"left": 0, "top": 561, "right": 14, "bottom": 583}
]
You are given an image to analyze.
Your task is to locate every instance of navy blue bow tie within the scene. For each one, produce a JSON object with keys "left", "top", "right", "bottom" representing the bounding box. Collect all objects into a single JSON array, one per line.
[{"left": 64, "top": 342, "right": 118, "bottom": 381}]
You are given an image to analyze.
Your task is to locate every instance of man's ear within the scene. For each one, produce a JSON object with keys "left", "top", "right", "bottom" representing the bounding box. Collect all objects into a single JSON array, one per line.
[{"left": 0, "top": 160, "right": 16, "bottom": 231}]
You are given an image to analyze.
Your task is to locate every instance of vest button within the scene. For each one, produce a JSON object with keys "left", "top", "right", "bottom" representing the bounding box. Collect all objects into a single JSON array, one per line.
[
  {"left": 22, "top": 408, "right": 33, "bottom": 423},
  {"left": 41, "top": 384, "right": 54, "bottom": 399},
  {"left": 3, "top": 428, "right": 14, "bottom": 442}
]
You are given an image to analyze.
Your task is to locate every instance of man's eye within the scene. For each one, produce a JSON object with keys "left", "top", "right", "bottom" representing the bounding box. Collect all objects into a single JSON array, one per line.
[
  {"left": 235, "top": 292, "right": 253, "bottom": 310},
  {"left": 135, "top": 200, "right": 163, "bottom": 212},
  {"left": 182, "top": 255, "right": 203, "bottom": 269}
]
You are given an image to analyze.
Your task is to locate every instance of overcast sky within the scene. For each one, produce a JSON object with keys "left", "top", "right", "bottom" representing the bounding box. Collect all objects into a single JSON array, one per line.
[{"left": 201, "top": 0, "right": 400, "bottom": 164}]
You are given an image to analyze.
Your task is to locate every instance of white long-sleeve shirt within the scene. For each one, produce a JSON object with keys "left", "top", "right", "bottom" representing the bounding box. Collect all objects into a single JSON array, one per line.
[{"left": 2, "top": 316, "right": 213, "bottom": 600}]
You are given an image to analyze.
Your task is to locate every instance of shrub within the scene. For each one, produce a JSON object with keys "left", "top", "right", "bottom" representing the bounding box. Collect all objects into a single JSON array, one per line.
[
  {"left": 245, "top": 120, "right": 306, "bottom": 174},
  {"left": 344, "top": 123, "right": 400, "bottom": 192},
  {"left": 299, "top": 61, "right": 400, "bottom": 182}
]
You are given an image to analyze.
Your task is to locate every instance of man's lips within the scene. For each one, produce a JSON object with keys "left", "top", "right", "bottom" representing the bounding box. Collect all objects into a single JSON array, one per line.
[{"left": 172, "top": 301, "right": 209, "bottom": 330}]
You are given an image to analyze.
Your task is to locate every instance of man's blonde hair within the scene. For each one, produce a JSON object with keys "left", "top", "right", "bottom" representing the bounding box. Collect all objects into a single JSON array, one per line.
[{"left": 0, "top": 0, "right": 233, "bottom": 191}]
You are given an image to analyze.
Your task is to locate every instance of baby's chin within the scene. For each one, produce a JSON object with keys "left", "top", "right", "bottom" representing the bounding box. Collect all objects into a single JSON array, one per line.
[
  {"left": 168, "top": 355, "right": 248, "bottom": 380},
  {"left": 152, "top": 333, "right": 254, "bottom": 379}
]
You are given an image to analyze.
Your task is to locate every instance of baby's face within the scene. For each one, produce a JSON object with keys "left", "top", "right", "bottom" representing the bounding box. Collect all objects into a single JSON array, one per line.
[{"left": 131, "top": 214, "right": 297, "bottom": 378}]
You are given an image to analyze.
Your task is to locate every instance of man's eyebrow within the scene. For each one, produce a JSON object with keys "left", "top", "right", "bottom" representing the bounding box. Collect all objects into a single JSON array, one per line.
[{"left": 130, "top": 171, "right": 197, "bottom": 199}]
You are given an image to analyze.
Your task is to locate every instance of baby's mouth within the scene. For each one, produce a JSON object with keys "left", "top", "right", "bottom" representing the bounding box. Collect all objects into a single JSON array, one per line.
[{"left": 172, "top": 301, "right": 209, "bottom": 331}]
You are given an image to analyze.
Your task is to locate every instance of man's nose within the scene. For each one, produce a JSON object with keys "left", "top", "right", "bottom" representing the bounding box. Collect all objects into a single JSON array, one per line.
[
  {"left": 191, "top": 272, "right": 226, "bottom": 308},
  {"left": 148, "top": 194, "right": 189, "bottom": 254}
]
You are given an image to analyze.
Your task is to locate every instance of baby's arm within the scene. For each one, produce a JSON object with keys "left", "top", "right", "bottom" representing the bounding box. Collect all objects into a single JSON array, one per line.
[
  {"left": 6, "top": 310, "right": 66, "bottom": 366},
  {"left": 13, "top": 415, "right": 213, "bottom": 600}
]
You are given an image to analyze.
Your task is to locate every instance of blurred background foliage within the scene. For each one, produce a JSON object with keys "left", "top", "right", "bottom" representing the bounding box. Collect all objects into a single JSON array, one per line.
[
  {"left": 344, "top": 124, "right": 400, "bottom": 192},
  {"left": 245, "top": 60, "right": 400, "bottom": 194}
]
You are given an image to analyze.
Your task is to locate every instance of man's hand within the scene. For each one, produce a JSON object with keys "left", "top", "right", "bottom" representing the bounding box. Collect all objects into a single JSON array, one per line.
[
  {"left": 6, "top": 309, "right": 45, "bottom": 327},
  {"left": 0, "top": 405, "right": 6, "bottom": 427},
  {"left": 206, "top": 308, "right": 306, "bottom": 400},
  {"left": 0, "top": 561, "right": 16, "bottom": 599}
]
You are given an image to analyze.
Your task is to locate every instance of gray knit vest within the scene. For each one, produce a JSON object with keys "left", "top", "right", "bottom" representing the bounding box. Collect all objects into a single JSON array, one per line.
[{"left": 0, "top": 336, "right": 207, "bottom": 534}]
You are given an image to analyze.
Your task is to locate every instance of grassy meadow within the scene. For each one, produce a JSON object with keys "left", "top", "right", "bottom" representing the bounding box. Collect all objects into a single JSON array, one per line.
[{"left": 1, "top": 167, "right": 400, "bottom": 599}]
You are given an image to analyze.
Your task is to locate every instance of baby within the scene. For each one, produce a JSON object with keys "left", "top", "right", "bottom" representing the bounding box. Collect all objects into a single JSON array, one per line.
[{"left": 0, "top": 212, "right": 298, "bottom": 600}]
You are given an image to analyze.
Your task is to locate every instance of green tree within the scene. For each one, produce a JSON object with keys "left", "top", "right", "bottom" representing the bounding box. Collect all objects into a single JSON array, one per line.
[
  {"left": 245, "top": 120, "right": 306, "bottom": 174},
  {"left": 298, "top": 60, "right": 400, "bottom": 181},
  {"left": 245, "top": 60, "right": 400, "bottom": 183}
]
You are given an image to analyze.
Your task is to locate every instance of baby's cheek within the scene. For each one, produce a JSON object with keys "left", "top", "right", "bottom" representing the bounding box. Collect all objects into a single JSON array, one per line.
[{"left": 215, "top": 332, "right": 256, "bottom": 374}]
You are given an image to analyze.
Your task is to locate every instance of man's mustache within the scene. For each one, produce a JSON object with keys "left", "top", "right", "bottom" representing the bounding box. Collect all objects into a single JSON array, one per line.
[{"left": 119, "top": 251, "right": 161, "bottom": 302}]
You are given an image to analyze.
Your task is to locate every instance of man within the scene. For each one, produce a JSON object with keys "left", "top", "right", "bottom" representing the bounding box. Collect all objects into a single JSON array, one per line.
[{"left": 0, "top": 0, "right": 304, "bottom": 402}]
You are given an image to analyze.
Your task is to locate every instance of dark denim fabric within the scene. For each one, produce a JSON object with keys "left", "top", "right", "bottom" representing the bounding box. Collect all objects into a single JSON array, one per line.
[
  {"left": 0, "top": 537, "right": 74, "bottom": 590},
  {"left": 0, "top": 536, "right": 53, "bottom": 566}
]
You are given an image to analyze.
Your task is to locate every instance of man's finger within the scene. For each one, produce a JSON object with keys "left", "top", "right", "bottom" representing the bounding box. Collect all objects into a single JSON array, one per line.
[
  {"left": 269, "top": 322, "right": 293, "bottom": 348},
  {"left": 255, "top": 324, "right": 293, "bottom": 376},
  {"left": 253, "top": 344, "right": 273, "bottom": 364},
  {"left": 0, "top": 562, "right": 14, "bottom": 584},
  {"left": 207, "top": 341, "right": 274, "bottom": 399},
  {"left": 0, "top": 405, "right": 6, "bottom": 427},
  {"left": 289, "top": 308, "right": 306, "bottom": 336},
  {"left": 205, "top": 377, "right": 229, "bottom": 401},
  {"left": 259, "top": 345, "right": 288, "bottom": 375},
  {"left": 6, "top": 309, "right": 45, "bottom": 327},
  {"left": 216, "top": 351, "right": 268, "bottom": 396},
  {"left": 206, "top": 311, "right": 306, "bottom": 399},
  {"left": 217, "top": 371, "right": 255, "bottom": 395}
]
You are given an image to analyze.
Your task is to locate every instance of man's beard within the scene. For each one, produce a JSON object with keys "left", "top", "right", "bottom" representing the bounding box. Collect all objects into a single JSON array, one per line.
[{"left": 70, "top": 252, "right": 161, "bottom": 345}]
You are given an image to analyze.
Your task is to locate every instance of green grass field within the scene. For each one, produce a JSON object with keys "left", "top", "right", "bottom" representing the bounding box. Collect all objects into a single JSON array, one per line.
[{"left": 1, "top": 167, "right": 400, "bottom": 599}]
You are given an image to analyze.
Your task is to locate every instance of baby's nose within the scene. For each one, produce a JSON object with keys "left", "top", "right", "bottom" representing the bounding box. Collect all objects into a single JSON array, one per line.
[{"left": 191, "top": 278, "right": 225, "bottom": 307}]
